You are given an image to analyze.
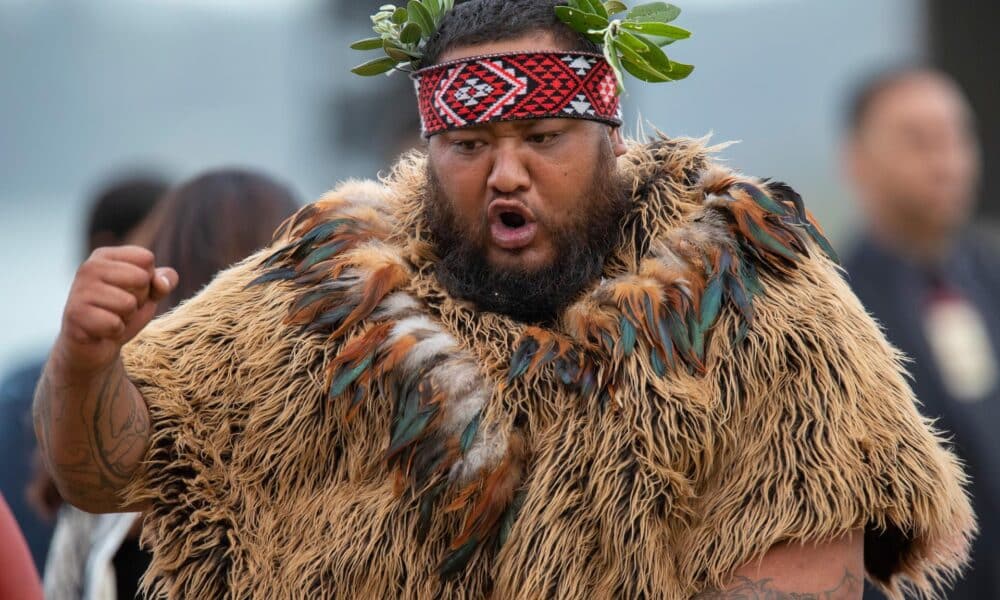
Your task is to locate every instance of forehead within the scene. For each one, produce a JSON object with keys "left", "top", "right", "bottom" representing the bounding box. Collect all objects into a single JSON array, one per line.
[
  {"left": 441, "top": 118, "right": 595, "bottom": 137},
  {"left": 865, "top": 74, "right": 971, "bottom": 132},
  {"left": 437, "top": 31, "right": 566, "bottom": 63}
]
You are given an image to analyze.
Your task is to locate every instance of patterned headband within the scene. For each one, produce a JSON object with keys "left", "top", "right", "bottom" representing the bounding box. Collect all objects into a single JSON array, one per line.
[{"left": 412, "top": 51, "right": 623, "bottom": 137}]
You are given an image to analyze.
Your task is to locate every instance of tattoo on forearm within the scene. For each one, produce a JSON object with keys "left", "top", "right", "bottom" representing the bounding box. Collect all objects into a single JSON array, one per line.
[
  {"left": 694, "top": 569, "right": 862, "bottom": 599},
  {"left": 33, "top": 361, "right": 149, "bottom": 506}
]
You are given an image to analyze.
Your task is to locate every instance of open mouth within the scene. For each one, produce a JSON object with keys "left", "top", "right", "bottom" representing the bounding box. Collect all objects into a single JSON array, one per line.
[{"left": 488, "top": 200, "right": 538, "bottom": 250}]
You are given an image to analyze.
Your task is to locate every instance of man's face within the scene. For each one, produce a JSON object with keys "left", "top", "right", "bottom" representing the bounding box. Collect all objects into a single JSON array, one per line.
[
  {"left": 848, "top": 72, "right": 980, "bottom": 240},
  {"left": 423, "top": 34, "right": 629, "bottom": 322}
]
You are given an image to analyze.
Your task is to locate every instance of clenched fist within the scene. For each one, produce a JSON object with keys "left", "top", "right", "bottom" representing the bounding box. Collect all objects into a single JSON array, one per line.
[{"left": 56, "top": 246, "right": 178, "bottom": 376}]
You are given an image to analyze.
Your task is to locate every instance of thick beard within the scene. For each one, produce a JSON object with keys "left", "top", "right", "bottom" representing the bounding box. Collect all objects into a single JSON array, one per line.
[{"left": 424, "top": 142, "right": 630, "bottom": 324}]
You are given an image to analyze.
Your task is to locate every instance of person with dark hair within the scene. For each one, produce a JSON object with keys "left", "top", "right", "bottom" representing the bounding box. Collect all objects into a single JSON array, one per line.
[
  {"left": 41, "top": 168, "right": 299, "bottom": 600},
  {"left": 842, "top": 66, "right": 1000, "bottom": 598},
  {"left": 0, "top": 174, "right": 168, "bottom": 573},
  {"left": 34, "top": 2, "right": 973, "bottom": 598}
]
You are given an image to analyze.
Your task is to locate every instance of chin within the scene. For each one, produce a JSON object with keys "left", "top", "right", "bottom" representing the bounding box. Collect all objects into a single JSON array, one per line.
[{"left": 487, "top": 245, "right": 554, "bottom": 273}]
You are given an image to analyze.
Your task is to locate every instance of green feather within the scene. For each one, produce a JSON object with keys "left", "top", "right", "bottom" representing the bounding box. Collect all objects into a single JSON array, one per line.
[
  {"left": 300, "top": 218, "right": 349, "bottom": 246},
  {"left": 724, "top": 272, "right": 753, "bottom": 324},
  {"left": 744, "top": 217, "right": 799, "bottom": 262},
  {"left": 245, "top": 267, "right": 296, "bottom": 289},
  {"left": 388, "top": 406, "right": 438, "bottom": 458},
  {"left": 666, "top": 311, "right": 692, "bottom": 359},
  {"left": 554, "top": 356, "right": 580, "bottom": 386},
  {"left": 307, "top": 304, "right": 353, "bottom": 332},
  {"left": 508, "top": 337, "right": 539, "bottom": 383},
  {"left": 261, "top": 241, "right": 298, "bottom": 267},
  {"left": 699, "top": 273, "right": 724, "bottom": 332},
  {"left": 655, "top": 313, "right": 676, "bottom": 369},
  {"left": 416, "top": 481, "right": 447, "bottom": 543},
  {"left": 734, "top": 182, "right": 788, "bottom": 216},
  {"left": 299, "top": 240, "right": 348, "bottom": 270},
  {"left": 439, "top": 538, "right": 479, "bottom": 579},
  {"left": 578, "top": 366, "right": 597, "bottom": 397},
  {"left": 460, "top": 411, "right": 481, "bottom": 455},
  {"left": 650, "top": 347, "right": 667, "bottom": 376},
  {"left": 497, "top": 489, "right": 527, "bottom": 550},
  {"left": 804, "top": 223, "right": 840, "bottom": 264},
  {"left": 329, "top": 353, "right": 374, "bottom": 399},
  {"left": 619, "top": 315, "right": 637, "bottom": 356},
  {"left": 290, "top": 288, "right": 333, "bottom": 317}
]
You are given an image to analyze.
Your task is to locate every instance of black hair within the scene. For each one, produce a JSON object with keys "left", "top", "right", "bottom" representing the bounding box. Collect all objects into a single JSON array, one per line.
[
  {"left": 420, "top": 0, "right": 600, "bottom": 68},
  {"left": 844, "top": 63, "right": 941, "bottom": 133},
  {"left": 85, "top": 174, "right": 169, "bottom": 255}
]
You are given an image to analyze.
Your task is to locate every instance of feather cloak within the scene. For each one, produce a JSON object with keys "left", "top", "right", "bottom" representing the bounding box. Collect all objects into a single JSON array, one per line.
[{"left": 121, "top": 137, "right": 974, "bottom": 599}]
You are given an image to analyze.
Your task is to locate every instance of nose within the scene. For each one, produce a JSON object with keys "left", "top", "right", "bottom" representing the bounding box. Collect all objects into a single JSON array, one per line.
[{"left": 486, "top": 144, "right": 530, "bottom": 194}]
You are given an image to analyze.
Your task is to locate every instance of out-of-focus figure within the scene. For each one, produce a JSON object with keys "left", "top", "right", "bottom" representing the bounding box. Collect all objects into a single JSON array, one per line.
[
  {"left": 0, "top": 174, "right": 168, "bottom": 572},
  {"left": 0, "top": 492, "right": 43, "bottom": 600},
  {"left": 842, "top": 66, "right": 1000, "bottom": 598},
  {"left": 41, "top": 168, "right": 299, "bottom": 600}
]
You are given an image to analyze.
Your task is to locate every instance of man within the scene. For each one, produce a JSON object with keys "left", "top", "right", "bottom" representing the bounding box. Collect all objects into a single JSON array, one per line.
[
  {"left": 34, "top": 2, "right": 973, "bottom": 598},
  {"left": 842, "top": 66, "right": 1000, "bottom": 598}
]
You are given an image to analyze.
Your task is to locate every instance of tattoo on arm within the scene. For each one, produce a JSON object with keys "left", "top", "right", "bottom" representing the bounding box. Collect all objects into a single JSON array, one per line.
[
  {"left": 694, "top": 570, "right": 863, "bottom": 599},
  {"left": 33, "top": 361, "right": 150, "bottom": 508}
]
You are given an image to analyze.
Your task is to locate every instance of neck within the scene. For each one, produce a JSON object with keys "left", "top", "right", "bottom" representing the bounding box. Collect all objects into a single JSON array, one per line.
[{"left": 867, "top": 218, "right": 956, "bottom": 267}]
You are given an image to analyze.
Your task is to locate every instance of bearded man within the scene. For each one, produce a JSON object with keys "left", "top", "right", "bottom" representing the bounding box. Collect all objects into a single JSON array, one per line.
[{"left": 34, "top": 1, "right": 973, "bottom": 598}]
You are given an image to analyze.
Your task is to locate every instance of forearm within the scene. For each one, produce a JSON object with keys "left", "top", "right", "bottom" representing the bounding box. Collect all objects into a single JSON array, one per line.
[
  {"left": 693, "top": 570, "right": 863, "bottom": 599},
  {"left": 32, "top": 350, "right": 150, "bottom": 513}
]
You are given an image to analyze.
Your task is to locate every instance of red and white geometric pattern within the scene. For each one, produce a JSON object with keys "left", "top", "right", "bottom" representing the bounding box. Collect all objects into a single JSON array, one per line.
[{"left": 413, "top": 52, "right": 622, "bottom": 136}]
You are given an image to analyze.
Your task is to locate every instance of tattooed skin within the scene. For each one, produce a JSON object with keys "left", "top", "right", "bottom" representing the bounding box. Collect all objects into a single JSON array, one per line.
[
  {"left": 33, "top": 360, "right": 149, "bottom": 509},
  {"left": 694, "top": 570, "right": 863, "bottom": 599}
]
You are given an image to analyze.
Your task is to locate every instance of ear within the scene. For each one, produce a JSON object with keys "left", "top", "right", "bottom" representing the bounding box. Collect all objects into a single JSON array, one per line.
[{"left": 609, "top": 127, "right": 628, "bottom": 157}]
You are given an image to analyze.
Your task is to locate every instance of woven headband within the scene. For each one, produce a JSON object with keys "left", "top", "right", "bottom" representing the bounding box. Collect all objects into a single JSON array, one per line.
[{"left": 412, "top": 51, "right": 623, "bottom": 137}]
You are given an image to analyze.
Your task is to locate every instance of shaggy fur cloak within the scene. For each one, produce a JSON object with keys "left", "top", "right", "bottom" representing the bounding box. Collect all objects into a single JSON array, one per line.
[{"left": 122, "top": 137, "right": 973, "bottom": 599}]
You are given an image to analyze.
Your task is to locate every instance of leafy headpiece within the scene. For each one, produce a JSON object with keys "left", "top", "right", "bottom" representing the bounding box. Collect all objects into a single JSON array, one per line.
[{"left": 351, "top": 1, "right": 692, "bottom": 135}]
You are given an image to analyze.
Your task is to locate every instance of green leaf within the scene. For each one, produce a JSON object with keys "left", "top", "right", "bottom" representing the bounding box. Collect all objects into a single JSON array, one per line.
[
  {"left": 620, "top": 20, "right": 691, "bottom": 40},
  {"left": 665, "top": 60, "right": 694, "bottom": 79},
  {"left": 603, "top": 29, "right": 626, "bottom": 94},
  {"left": 618, "top": 30, "right": 673, "bottom": 75},
  {"left": 383, "top": 39, "right": 421, "bottom": 61},
  {"left": 613, "top": 39, "right": 671, "bottom": 82},
  {"left": 391, "top": 6, "right": 408, "bottom": 24},
  {"left": 613, "top": 37, "right": 656, "bottom": 68},
  {"left": 407, "top": 0, "right": 435, "bottom": 38},
  {"left": 581, "top": 0, "right": 608, "bottom": 19},
  {"left": 400, "top": 21, "right": 422, "bottom": 44},
  {"left": 554, "top": 5, "right": 609, "bottom": 33},
  {"left": 424, "top": 0, "right": 441, "bottom": 21},
  {"left": 350, "top": 37, "right": 385, "bottom": 51},
  {"left": 351, "top": 56, "right": 400, "bottom": 76},
  {"left": 441, "top": 0, "right": 453, "bottom": 12},
  {"left": 643, "top": 34, "right": 678, "bottom": 47},
  {"left": 603, "top": 1, "right": 629, "bottom": 15},
  {"left": 615, "top": 29, "right": 650, "bottom": 54},
  {"left": 627, "top": 1, "right": 681, "bottom": 23}
]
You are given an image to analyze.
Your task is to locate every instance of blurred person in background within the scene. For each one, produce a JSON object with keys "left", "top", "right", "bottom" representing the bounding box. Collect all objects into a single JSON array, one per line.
[
  {"left": 41, "top": 168, "right": 299, "bottom": 600},
  {"left": 0, "top": 175, "right": 168, "bottom": 572},
  {"left": 842, "top": 66, "right": 1000, "bottom": 598}
]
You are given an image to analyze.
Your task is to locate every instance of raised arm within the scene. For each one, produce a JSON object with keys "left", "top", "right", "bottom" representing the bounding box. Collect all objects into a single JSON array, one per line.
[{"left": 33, "top": 246, "right": 177, "bottom": 513}]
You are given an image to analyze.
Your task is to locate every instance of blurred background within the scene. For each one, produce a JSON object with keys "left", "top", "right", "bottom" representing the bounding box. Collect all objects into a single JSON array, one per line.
[{"left": 1, "top": 0, "right": 998, "bottom": 595}]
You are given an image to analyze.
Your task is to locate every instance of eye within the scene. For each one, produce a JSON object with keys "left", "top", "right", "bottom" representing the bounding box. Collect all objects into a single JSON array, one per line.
[
  {"left": 527, "top": 131, "right": 561, "bottom": 145},
  {"left": 452, "top": 139, "right": 485, "bottom": 153}
]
